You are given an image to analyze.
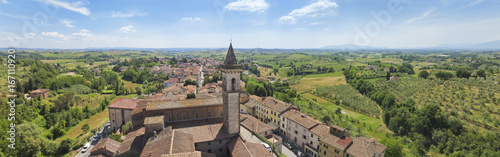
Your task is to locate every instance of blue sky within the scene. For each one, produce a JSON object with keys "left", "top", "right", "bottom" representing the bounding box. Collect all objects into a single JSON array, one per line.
[{"left": 0, "top": 0, "right": 499, "bottom": 49}]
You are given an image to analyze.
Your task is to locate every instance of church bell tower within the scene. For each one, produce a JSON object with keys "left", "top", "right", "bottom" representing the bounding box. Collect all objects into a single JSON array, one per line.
[{"left": 222, "top": 42, "right": 242, "bottom": 138}]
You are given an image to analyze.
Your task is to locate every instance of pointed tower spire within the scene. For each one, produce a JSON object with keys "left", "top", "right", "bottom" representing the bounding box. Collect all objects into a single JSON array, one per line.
[{"left": 224, "top": 42, "right": 237, "bottom": 65}]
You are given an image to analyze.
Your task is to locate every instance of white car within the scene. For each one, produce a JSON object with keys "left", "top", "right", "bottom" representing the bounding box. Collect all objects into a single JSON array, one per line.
[
  {"left": 81, "top": 143, "right": 91, "bottom": 153},
  {"left": 261, "top": 143, "right": 271, "bottom": 152}
]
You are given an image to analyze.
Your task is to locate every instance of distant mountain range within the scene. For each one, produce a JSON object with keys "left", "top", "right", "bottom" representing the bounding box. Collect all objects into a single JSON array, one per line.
[
  {"left": 320, "top": 44, "right": 389, "bottom": 50},
  {"left": 3, "top": 40, "right": 500, "bottom": 51},
  {"left": 428, "top": 40, "right": 500, "bottom": 50},
  {"left": 321, "top": 40, "right": 500, "bottom": 50}
]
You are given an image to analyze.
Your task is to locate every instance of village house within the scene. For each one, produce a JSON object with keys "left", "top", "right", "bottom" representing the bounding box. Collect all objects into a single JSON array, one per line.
[{"left": 29, "top": 89, "right": 50, "bottom": 98}]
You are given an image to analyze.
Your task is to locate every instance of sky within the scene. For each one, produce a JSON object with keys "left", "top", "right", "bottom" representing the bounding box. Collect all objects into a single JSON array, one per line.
[{"left": 0, "top": 0, "right": 499, "bottom": 49}]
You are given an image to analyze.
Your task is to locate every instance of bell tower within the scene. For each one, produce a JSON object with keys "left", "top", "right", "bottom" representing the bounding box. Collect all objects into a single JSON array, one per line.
[{"left": 222, "top": 42, "right": 242, "bottom": 138}]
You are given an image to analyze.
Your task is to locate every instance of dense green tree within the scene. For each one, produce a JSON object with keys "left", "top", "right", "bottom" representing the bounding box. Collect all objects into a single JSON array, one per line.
[
  {"left": 187, "top": 93, "right": 196, "bottom": 99},
  {"left": 419, "top": 70, "right": 429, "bottom": 79},
  {"left": 435, "top": 71, "right": 453, "bottom": 80},
  {"left": 476, "top": 69, "right": 486, "bottom": 78},
  {"left": 382, "top": 138, "right": 403, "bottom": 157},
  {"left": 455, "top": 68, "right": 471, "bottom": 79},
  {"left": 81, "top": 123, "right": 90, "bottom": 134}
]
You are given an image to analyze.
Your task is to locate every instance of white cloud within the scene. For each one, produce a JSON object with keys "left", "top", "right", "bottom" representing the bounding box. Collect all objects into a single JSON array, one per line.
[
  {"left": 289, "top": 0, "right": 338, "bottom": 17},
  {"left": 110, "top": 11, "right": 148, "bottom": 18},
  {"left": 279, "top": 0, "right": 338, "bottom": 24},
  {"left": 59, "top": 19, "right": 74, "bottom": 27},
  {"left": 309, "top": 22, "right": 325, "bottom": 25},
  {"left": 24, "top": 33, "right": 35, "bottom": 39},
  {"left": 279, "top": 16, "right": 296, "bottom": 24},
  {"left": 38, "top": 0, "right": 90, "bottom": 16},
  {"left": 1, "top": 0, "right": 11, "bottom": 4},
  {"left": 42, "top": 32, "right": 66, "bottom": 39},
  {"left": 181, "top": 17, "right": 202, "bottom": 22},
  {"left": 119, "top": 25, "right": 136, "bottom": 33},
  {"left": 224, "top": 0, "right": 269, "bottom": 13},
  {"left": 465, "top": 0, "right": 483, "bottom": 7},
  {"left": 406, "top": 7, "right": 437, "bottom": 24},
  {"left": 72, "top": 29, "right": 92, "bottom": 37}
]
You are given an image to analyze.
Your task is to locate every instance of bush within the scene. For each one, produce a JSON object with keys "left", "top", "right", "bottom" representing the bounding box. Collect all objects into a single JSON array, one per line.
[
  {"left": 58, "top": 139, "right": 74, "bottom": 154},
  {"left": 122, "top": 121, "right": 133, "bottom": 135}
]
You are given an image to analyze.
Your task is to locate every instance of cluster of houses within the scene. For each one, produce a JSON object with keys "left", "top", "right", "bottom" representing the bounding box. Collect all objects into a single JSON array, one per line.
[
  {"left": 59, "top": 44, "right": 388, "bottom": 157},
  {"left": 241, "top": 96, "right": 386, "bottom": 157}
]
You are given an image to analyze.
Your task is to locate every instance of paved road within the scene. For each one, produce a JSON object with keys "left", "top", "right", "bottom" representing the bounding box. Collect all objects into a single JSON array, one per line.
[
  {"left": 75, "top": 123, "right": 109, "bottom": 157},
  {"left": 239, "top": 126, "right": 298, "bottom": 157}
]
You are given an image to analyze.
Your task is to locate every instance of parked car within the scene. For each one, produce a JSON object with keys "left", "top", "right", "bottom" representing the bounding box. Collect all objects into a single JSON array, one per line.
[
  {"left": 283, "top": 142, "right": 292, "bottom": 149},
  {"left": 81, "top": 143, "right": 91, "bottom": 153},
  {"left": 261, "top": 143, "right": 272, "bottom": 152},
  {"left": 92, "top": 134, "right": 100, "bottom": 142},
  {"left": 297, "top": 151, "right": 302, "bottom": 157}
]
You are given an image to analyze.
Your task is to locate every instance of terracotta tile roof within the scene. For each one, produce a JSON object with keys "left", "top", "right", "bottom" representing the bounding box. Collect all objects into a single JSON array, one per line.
[
  {"left": 281, "top": 110, "right": 320, "bottom": 129},
  {"left": 131, "top": 101, "right": 148, "bottom": 116},
  {"left": 141, "top": 133, "right": 172, "bottom": 157},
  {"left": 109, "top": 98, "right": 138, "bottom": 110},
  {"left": 254, "top": 96, "right": 292, "bottom": 113},
  {"left": 147, "top": 97, "right": 222, "bottom": 111},
  {"left": 346, "top": 137, "right": 386, "bottom": 157},
  {"left": 310, "top": 124, "right": 330, "bottom": 137},
  {"left": 227, "top": 137, "right": 273, "bottom": 157},
  {"left": 30, "top": 89, "right": 50, "bottom": 94},
  {"left": 240, "top": 114, "right": 273, "bottom": 135},
  {"left": 144, "top": 115, "right": 164, "bottom": 125},
  {"left": 164, "top": 78, "right": 179, "bottom": 84},
  {"left": 242, "top": 99, "right": 258, "bottom": 108},
  {"left": 161, "top": 151, "right": 215, "bottom": 157},
  {"left": 171, "top": 118, "right": 229, "bottom": 143},
  {"left": 171, "top": 131, "right": 196, "bottom": 154},
  {"left": 163, "top": 85, "right": 188, "bottom": 94},
  {"left": 117, "top": 127, "right": 146, "bottom": 155},
  {"left": 320, "top": 134, "right": 352, "bottom": 150},
  {"left": 90, "top": 137, "right": 120, "bottom": 156}
]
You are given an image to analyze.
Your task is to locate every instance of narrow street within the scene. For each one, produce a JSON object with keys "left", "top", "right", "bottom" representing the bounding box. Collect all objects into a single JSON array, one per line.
[{"left": 75, "top": 122, "right": 109, "bottom": 157}]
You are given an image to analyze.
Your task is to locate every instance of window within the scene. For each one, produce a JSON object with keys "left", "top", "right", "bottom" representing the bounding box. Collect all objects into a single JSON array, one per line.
[
  {"left": 283, "top": 117, "right": 285, "bottom": 121},
  {"left": 324, "top": 151, "right": 326, "bottom": 155},
  {"left": 295, "top": 130, "right": 298, "bottom": 134},
  {"left": 278, "top": 121, "right": 280, "bottom": 125},
  {"left": 208, "top": 142, "right": 211, "bottom": 145},
  {"left": 303, "top": 135, "right": 306, "bottom": 139},
  {"left": 219, "top": 148, "right": 223, "bottom": 152},
  {"left": 208, "top": 149, "right": 212, "bottom": 153},
  {"left": 196, "top": 113, "right": 198, "bottom": 119},
  {"left": 310, "top": 141, "right": 313, "bottom": 145},
  {"left": 219, "top": 140, "right": 222, "bottom": 144},
  {"left": 231, "top": 78, "right": 236, "bottom": 91},
  {"left": 195, "top": 143, "right": 197, "bottom": 147},
  {"left": 208, "top": 112, "right": 211, "bottom": 117},
  {"left": 335, "top": 150, "right": 340, "bottom": 154},
  {"left": 311, "top": 134, "right": 314, "bottom": 138},
  {"left": 324, "top": 144, "right": 328, "bottom": 148}
]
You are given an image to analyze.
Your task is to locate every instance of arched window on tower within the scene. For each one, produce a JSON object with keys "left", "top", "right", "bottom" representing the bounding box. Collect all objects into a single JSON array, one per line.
[{"left": 231, "top": 78, "right": 236, "bottom": 92}]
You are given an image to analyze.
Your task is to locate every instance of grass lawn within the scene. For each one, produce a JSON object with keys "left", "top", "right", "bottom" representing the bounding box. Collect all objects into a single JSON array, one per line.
[
  {"left": 56, "top": 108, "right": 109, "bottom": 142},
  {"left": 290, "top": 76, "right": 346, "bottom": 92},
  {"left": 122, "top": 79, "right": 141, "bottom": 89},
  {"left": 300, "top": 92, "right": 390, "bottom": 140}
]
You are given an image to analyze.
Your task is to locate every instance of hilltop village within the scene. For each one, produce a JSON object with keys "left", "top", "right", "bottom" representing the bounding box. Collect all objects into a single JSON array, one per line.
[{"left": 90, "top": 44, "right": 386, "bottom": 157}]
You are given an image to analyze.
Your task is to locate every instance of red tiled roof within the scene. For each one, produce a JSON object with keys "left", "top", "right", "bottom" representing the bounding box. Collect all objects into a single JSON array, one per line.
[
  {"left": 108, "top": 98, "right": 138, "bottom": 110},
  {"left": 346, "top": 137, "right": 386, "bottom": 157},
  {"left": 30, "top": 89, "right": 50, "bottom": 94}
]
